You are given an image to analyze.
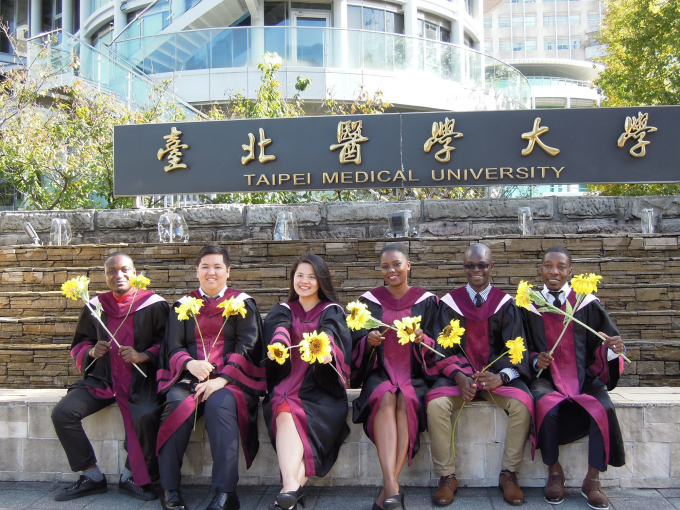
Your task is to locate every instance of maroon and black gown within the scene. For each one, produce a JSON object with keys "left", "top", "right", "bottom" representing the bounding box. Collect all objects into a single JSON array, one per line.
[
  {"left": 62, "top": 289, "right": 169, "bottom": 485},
  {"left": 262, "top": 301, "right": 352, "bottom": 478},
  {"left": 350, "top": 286, "right": 438, "bottom": 465},
  {"left": 425, "top": 286, "right": 535, "bottom": 451},
  {"left": 523, "top": 292, "right": 625, "bottom": 469},
  {"left": 156, "top": 289, "right": 265, "bottom": 468}
]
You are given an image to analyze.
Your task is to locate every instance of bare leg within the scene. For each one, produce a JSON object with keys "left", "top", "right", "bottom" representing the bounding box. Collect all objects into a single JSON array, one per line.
[
  {"left": 392, "top": 391, "right": 410, "bottom": 491},
  {"left": 586, "top": 465, "right": 600, "bottom": 480},
  {"left": 374, "top": 391, "right": 399, "bottom": 507},
  {"left": 275, "top": 412, "right": 307, "bottom": 493}
]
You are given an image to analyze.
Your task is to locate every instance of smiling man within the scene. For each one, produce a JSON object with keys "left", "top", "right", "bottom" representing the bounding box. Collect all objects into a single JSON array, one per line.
[
  {"left": 426, "top": 243, "right": 533, "bottom": 507},
  {"left": 522, "top": 246, "right": 626, "bottom": 510},
  {"left": 52, "top": 252, "right": 169, "bottom": 502},
  {"left": 156, "top": 244, "right": 265, "bottom": 510}
]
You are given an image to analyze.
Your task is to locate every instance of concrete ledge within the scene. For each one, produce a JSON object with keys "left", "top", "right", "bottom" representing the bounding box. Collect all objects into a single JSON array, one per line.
[{"left": 1, "top": 388, "right": 678, "bottom": 489}]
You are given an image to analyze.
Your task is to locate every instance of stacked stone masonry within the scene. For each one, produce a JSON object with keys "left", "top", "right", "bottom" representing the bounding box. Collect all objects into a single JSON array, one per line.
[{"left": 1, "top": 231, "right": 679, "bottom": 389}]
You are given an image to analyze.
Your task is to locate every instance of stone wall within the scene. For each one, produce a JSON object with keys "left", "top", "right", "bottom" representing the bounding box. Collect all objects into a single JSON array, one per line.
[
  {"left": 1, "top": 195, "right": 680, "bottom": 245},
  {"left": 1, "top": 388, "right": 678, "bottom": 489},
  {"left": 1, "top": 235, "right": 679, "bottom": 389}
]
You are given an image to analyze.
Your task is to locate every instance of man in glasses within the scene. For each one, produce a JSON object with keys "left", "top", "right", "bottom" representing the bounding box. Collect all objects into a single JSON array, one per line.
[
  {"left": 426, "top": 243, "right": 533, "bottom": 507},
  {"left": 522, "top": 246, "right": 625, "bottom": 509}
]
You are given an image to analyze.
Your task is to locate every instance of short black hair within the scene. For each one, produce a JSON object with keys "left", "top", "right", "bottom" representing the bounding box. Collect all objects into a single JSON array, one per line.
[
  {"left": 104, "top": 251, "right": 133, "bottom": 267},
  {"left": 543, "top": 246, "right": 572, "bottom": 264},
  {"left": 197, "top": 244, "right": 230, "bottom": 267},
  {"left": 379, "top": 242, "right": 409, "bottom": 260}
]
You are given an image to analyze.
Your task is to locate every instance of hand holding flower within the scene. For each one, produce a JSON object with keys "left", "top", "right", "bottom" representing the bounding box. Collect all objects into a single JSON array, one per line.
[
  {"left": 413, "top": 328, "right": 424, "bottom": 345},
  {"left": 601, "top": 332, "right": 625, "bottom": 354},
  {"left": 118, "top": 346, "right": 149, "bottom": 364},
  {"left": 473, "top": 371, "right": 503, "bottom": 391},
  {"left": 535, "top": 352, "right": 554, "bottom": 370},
  {"left": 187, "top": 359, "right": 213, "bottom": 381},
  {"left": 367, "top": 330, "right": 385, "bottom": 347},
  {"left": 90, "top": 341, "right": 110, "bottom": 359},
  {"left": 454, "top": 373, "right": 477, "bottom": 402},
  {"left": 321, "top": 354, "right": 333, "bottom": 364}
]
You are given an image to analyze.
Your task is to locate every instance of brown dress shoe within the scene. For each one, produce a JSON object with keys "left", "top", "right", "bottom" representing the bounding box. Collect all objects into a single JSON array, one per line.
[
  {"left": 544, "top": 466, "right": 565, "bottom": 505},
  {"left": 498, "top": 470, "right": 524, "bottom": 506},
  {"left": 433, "top": 474, "right": 457, "bottom": 506},
  {"left": 581, "top": 478, "right": 610, "bottom": 509}
]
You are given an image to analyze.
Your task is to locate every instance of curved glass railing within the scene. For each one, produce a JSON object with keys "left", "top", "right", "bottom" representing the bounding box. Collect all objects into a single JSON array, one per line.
[
  {"left": 113, "top": 27, "right": 531, "bottom": 108},
  {"left": 526, "top": 76, "right": 593, "bottom": 88},
  {"left": 26, "top": 30, "right": 203, "bottom": 119}
]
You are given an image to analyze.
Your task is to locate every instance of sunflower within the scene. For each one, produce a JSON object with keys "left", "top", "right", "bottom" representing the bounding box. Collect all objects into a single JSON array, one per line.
[
  {"left": 217, "top": 296, "right": 247, "bottom": 319},
  {"left": 571, "top": 273, "right": 602, "bottom": 295},
  {"left": 505, "top": 337, "right": 526, "bottom": 365},
  {"left": 176, "top": 297, "right": 204, "bottom": 321},
  {"left": 515, "top": 280, "right": 534, "bottom": 310},
  {"left": 299, "top": 330, "right": 332, "bottom": 364},
  {"left": 129, "top": 274, "right": 151, "bottom": 290},
  {"left": 61, "top": 276, "right": 90, "bottom": 301},
  {"left": 394, "top": 316, "right": 422, "bottom": 346},
  {"left": 268, "top": 342, "right": 289, "bottom": 365},
  {"left": 437, "top": 319, "right": 466, "bottom": 349},
  {"left": 346, "top": 301, "right": 372, "bottom": 331}
]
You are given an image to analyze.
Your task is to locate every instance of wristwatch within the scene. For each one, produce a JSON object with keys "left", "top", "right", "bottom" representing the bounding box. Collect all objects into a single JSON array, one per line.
[{"left": 500, "top": 371, "right": 510, "bottom": 385}]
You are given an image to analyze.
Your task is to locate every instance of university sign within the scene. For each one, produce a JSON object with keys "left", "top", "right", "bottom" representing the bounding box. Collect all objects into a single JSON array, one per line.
[{"left": 113, "top": 106, "right": 680, "bottom": 196}]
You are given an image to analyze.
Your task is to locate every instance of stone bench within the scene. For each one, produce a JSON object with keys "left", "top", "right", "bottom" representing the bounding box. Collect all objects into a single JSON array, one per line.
[{"left": 1, "top": 388, "right": 678, "bottom": 490}]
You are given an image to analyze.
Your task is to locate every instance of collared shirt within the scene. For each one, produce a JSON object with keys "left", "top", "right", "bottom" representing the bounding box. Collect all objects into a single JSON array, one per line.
[
  {"left": 199, "top": 286, "right": 228, "bottom": 300},
  {"left": 464, "top": 283, "right": 518, "bottom": 383}
]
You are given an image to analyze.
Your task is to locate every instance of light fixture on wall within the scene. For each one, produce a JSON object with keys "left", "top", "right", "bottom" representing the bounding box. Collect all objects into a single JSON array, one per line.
[
  {"left": 640, "top": 208, "right": 661, "bottom": 234},
  {"left": 518, "top": 207, "right": 533, "bottom": 236},
  {"left": 158, "top": 211, "right": 189, "bottom": 243},
  {"left": 387, "top": 210, "right": 414, "bottom": 238},
  {"left": 273, "top": 211, "right": 298, "bottom": 241},
  {"left": 22, "top": 222, "right": 42, "bottom": 246},
  {"left": 50, "top": 218, "right": 72, "bottom": 246}
]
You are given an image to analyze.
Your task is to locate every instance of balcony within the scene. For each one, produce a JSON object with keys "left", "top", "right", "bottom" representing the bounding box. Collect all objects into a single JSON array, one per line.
[{"left": 112, "top": 27, "right": 531, "bottom": 111}]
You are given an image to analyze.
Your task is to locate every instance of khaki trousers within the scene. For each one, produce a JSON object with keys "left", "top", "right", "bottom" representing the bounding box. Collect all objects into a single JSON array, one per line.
[{"left": 426, "top": 392, "right": 531, "bottom": 477}]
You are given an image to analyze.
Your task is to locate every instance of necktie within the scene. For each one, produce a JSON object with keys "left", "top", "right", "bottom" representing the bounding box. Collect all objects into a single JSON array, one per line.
[
  {"left": 475, "top": 293, "right": 483, "bottom": 308},
  {"left": 549, "top": 291, "right": 562, "bottom": 309}
]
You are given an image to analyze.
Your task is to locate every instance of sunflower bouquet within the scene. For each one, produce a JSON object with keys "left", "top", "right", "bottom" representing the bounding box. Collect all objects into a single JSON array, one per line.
[
  {"left": 300, "top": 330, "right": 346, "bottom": 384},
  {"left": 346, "top": 301, "right": 397, "bottom": 332},
  {"left": 437, "top": 319, "right": 469, "bottom": 366},
  {"left": 515, "top": 274, "right": 630, "bottom": 377},
  {"left": 62, "top": 275, "right": 148, "bottom": 378},
  {"left": 394, "top": 315, "right": 444, "bottom": 358}
]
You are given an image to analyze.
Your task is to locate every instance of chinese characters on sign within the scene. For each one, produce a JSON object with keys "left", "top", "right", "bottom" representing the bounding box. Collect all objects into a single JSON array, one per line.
[
  {"left": 157, "top": 127, "right": 189, "bottom": 171},
  {"left": 617, "top": 112, "right": 657, "bottom": 158},
  {"left": 423, "top": 117, "right": 463, "bottom": 163},
  {"left": 242, "top": 128, "right": 276, "bottom": 164},
  {"left": 330, "top": 120, "right": 369, "bottom": 164},
  {"left": 521, "top": 118, "right": 560, "bottom": 156}
]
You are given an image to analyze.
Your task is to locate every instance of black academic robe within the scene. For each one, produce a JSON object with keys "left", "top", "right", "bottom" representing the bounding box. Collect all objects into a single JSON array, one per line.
[
  {"left": 262, "top": 301, "right": 352, "bottom": 478},
  {"left": 69, "top": 289, "right": 169, "bottom": 485},
  {"left": 350, "top": 286, "right": 438, "bottom": 465},
  {"left": 425, "top": 286, "right": 535, "bottom": 450},
  {"left": 155, "top": 289, "right": 265, "bottom": 468},
  {"left": 523, "top": 291, "right": 625, "bottom": 467}
]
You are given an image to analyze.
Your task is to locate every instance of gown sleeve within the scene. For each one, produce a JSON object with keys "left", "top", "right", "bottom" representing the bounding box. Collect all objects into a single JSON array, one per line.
[
  {"left": 70, "top": 304, "right": 99, "bottom": 374},
  {"left": 263, "top": 304, "right": 294, "bottom": 391},
  {"left": 313, "top": 304, "right": 352, "bottom": 398},
  {"left": 158, "top": 301, "right": 194, "bottom": 394},
  {"left": 349, "top": 298, "right": 380, "bottom": 389},
  {"left": 583, "top": 300, "right": 622, "bottom": 390},
  {"left": 427, "top": 298, "right": 470, "bottom": 381},
  {"left": 142, "top": 300, "right": 170, "bottom": 367},
  {"left": 412, "top": 295, "right": 440, "bottom": 372},
  {"left": 488, "top": 301, "right": 531, "bottom": 380}
]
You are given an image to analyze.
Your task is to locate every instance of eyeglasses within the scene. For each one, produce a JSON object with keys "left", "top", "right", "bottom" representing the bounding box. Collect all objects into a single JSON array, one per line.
[{"left": 463, "top": 263, "right": 491, "bottom": 270}]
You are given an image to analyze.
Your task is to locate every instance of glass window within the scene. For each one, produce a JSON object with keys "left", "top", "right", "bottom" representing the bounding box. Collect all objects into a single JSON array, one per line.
[
  {"left": 498, "top": 16, "right": 510, "bottom": 27},
  {"left": 571, "top": 38, "right": 581, "bottom": 48},
  {"left": 264, "top": 2, "right": 287, "bottom": 26},
  {"left": 569, "top": 14, "right": 580, "bottom": 25},
  {"left": 510, "top": 0, "right": 521, "bottom": 3},
  {"left": 544, "top": 38, "right": 555, "bottom": 50},
  {"left": 465, "top": 0, "right": 473, "bottom": 15},
  {"left": 555, "top": 14, "right": 568, "bottom": 25},
  {"left": 424, "top": 20, "right": 437, "bottom": 40},
  {"left": 525, "top": 38, "right": 537, "bottom": 50},
  {"left": 484, "top": 40, "right": 493, "bottom": 52},
  {"left": 525, "top": 0, "right": 536, "bottom": 3},
  {"left": 512, "top": 16, "right": 523, "bottom": 26},
  {"left": 543, "top": 15, "right": 554, "bottom": 26},
  {"left": 363, "top": 7, "right": 385, "bottom": 32},
  {"left": 347, "top": 5, "right": 362, "bottom": 29},
  {"left": 525, "top": 16, "right": 536, "bottom": 26},
  {"left": 499, "top": 40, "right": 511, "bottom": 51},
  {"left": 513, "top": 40, "right": 523, "bottom": 51},
  {"left": 483, "top": 17, "right": 492, "bottom": 28},
  {"left": 440, "top": 26, "right": 450, "bottom": 42},
  {"left": 557, "top": 38, "right": 569, "bottom": 49},
  {"left": 587, "top": 13, "right": 600, "bottom": 25}
]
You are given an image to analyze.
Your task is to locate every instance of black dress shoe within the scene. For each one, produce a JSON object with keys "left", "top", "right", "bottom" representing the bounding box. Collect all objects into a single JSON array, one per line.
[
  {"left": 276, "top": 486, "right": 305, "bottom": 509},
  {"left": 383, "top": 490, "right": 405, "bottom": 510},
  {"left": 206, "top": 491, "right": 240, "bottom": 510},
  {"left": 54, "top": 474, "right": 108, "bottom": 501},
  {"left": 118, "top": 476, "right": 159, "bottom": 501},
  {"left": 161, "top": 489, "right": 189, "bottom": 510}
]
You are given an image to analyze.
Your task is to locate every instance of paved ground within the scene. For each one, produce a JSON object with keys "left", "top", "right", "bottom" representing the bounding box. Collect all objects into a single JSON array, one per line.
[{"left": 0, "top": 483, "right": 679, "bottom": 510}]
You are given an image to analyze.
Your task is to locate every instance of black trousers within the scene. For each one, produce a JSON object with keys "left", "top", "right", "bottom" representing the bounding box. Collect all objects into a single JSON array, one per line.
[
  {"left": 538, "top": 399, "right": 607, "bottom": 472},
  {"left": 51, "top": 387, "right": 120, "bottom": 473},
  {"left": 158, "top": 387, "right": 240, "bottom": 493}
]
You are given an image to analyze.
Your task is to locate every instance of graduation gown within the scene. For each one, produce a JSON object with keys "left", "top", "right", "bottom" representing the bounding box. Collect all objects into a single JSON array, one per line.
[
  {"left": 425, "top": 286, "right": 535, "bottom": 450},
  {"left": 350, "top": 286, "right": 438, "bottom": 465},
  {"left": 523, "top": 292, "right": 625, "bottom": 467},
  {"left": 155, "top": 289, "right": 265, "bottom": 468},
  {"left": 262, "top": 301, "right": 352, "bottom": 478},
  {"left": 68, "top": 289, "right": 169, "bottom": 485}
]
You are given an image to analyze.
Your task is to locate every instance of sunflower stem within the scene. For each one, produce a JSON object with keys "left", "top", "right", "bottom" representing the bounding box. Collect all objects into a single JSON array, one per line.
[
  {"left": 419, "top": 341, "right": 445, "bottom": 358},
  {"left": 451, "top": 402, "right": 465, "bottom": 458}
]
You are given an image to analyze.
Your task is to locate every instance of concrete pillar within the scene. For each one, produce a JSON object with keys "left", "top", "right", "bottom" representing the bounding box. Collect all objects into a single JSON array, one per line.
[
  {"left": 113, "top": 0, "right": 127, "bottom": 37},
  {"left": 403, "top": 0, "right": 418, "bottom": 36},
  {"left": 30, "top": 0, "right": 42, "bottom": 37},
  {"left": 80, "top": 0, "right": 91, "bottom": 39},
  {"left": 62, "top": 0, "right": 74, "bottom": 33},
  {"left": 249, "top": 0, "right": 264, "bottom": 66},
  {"left": 332, "top": 0, "right": 347, "bottom": 68}
]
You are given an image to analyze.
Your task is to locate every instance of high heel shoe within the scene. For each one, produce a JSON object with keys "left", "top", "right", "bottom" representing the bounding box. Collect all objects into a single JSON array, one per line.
[
  {"left": 383, "top": 488, "right": 405, "bottom": 510},
  {"left": 276, "top": 486, "right": 305, "bottom": 510}
]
